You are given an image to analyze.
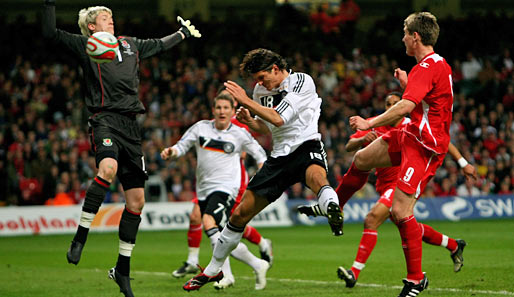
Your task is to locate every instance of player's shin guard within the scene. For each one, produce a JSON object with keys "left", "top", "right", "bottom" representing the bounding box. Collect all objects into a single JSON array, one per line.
[
  {"left": 397, "top": 215, "right": 424, "bottom": 282},
  {"left": 203, "top": 222, "right": 244, "bottom": 276},
  {"left": 116, "top": 208, "right": 141, "bottom": 276},
  {"left": 73, "top": 176, "right": 110, "bottom": 244},
  {"left": 419, "top": 223, "right": 457, "bottom": 252},
  {"left": 336, "top": 162, "right": 369, "bottom": 207}
]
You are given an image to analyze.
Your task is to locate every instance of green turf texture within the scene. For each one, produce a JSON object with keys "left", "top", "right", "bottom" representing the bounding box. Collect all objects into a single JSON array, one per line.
[{"left": 1, "top": 219, "right": 513, "bottom": 297}]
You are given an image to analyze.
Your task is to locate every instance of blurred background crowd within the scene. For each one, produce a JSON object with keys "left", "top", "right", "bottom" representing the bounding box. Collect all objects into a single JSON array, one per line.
[{"left": 1, "top": 0, "right": 513, "bottom": 206}]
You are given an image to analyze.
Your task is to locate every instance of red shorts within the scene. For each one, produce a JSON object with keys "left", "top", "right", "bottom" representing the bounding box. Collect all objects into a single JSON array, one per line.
[
  {"left": 382, "top": 130, "right": 445, "bottom": 198},
  {"left": 377, "top": 185, "right": 395, "bottom": 208}
]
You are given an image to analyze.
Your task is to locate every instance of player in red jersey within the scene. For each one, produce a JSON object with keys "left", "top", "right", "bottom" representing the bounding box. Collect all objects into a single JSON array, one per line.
[
  {"left": 300, "top": 92, "right": 476, "bottom": 288},
  {"left": 171, "top": 89, "right": 273, "bottom": 289},
  {"left": 347, "top": 12, "right": 453, "bottom": 296}
]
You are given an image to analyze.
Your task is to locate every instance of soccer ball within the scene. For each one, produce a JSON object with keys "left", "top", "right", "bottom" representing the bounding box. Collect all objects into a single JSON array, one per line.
[{"left": 86, "top": 31, "right": 119, "bottom": 63}]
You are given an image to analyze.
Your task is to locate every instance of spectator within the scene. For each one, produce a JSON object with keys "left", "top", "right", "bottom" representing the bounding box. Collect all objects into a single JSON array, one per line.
[{"left": 457, "top": 178, "right": 481, "bottom": 197}]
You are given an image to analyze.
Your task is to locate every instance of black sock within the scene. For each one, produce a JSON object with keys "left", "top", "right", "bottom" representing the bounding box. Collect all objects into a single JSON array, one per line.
[
  {"left": 116, "top": 255, "right": 130, "bottom": 276},
  {"left": 116, "top": 208, "right": 142, "bottom": 276},
  {"left": 73, "top": 176, "right": 110, "bottom": 244}
]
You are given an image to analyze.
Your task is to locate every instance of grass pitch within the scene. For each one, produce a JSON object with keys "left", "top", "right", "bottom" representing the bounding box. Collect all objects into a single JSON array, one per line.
[{"left": 1, "top": 219, "right": 513, "bottom": 297}]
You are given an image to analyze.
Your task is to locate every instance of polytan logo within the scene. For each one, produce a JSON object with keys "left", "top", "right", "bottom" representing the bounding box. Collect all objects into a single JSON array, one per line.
[
  {"left": 441, "top": 197, "right": 473, "bottom": 221},
  {"left": 91, "top": 205, "right": 123, "bottom": 228}
]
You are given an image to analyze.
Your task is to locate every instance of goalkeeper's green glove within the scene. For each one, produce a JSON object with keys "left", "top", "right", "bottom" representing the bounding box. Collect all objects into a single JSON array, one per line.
[{"left": 177, "top": 16, "right": 201, "bottom": 38}]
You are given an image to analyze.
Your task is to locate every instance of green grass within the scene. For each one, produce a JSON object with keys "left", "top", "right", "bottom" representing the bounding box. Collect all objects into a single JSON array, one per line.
[{"left": 1, "top": 219, "right": 513, "bottom": 297}]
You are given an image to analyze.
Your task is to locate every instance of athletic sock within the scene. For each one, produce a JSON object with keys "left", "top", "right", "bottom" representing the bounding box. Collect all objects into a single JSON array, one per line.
[
  {"left": 335, "top": 162, "right": 370, "bottom": 207},
  {"left": 116, "top": 208, "right": 141, "bottom": 276},
  {"left": 231, "top": 242, "right": 264, "bottom": 271},
  {"left": 73, "top": 176, "right": 110, "bottom": 244},
  {"left": 317, "top": 185, "right": 339, "bottom": 213},
  {"left": 419, "top": 223, "right": 458, "bottom": 252},
  {"left": 351, "top": 229, "right": 378, "bottom": 279},
  {"left": 243, "top": 225, "right": 262, "bottom": 245},
  {"left": 204, "top": 222, "right": 244, "bottom": 276},
  {"left": 397, "top": 215, "right": 424, "bottom": 282},
  {"left": 186, "top": 223, "right": 202, "bottom": 265},
  {"left": 206, "top": 227, "right": 233, "bottom": 279}
]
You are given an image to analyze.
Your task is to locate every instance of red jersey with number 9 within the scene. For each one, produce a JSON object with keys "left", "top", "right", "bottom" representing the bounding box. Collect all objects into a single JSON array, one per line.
[{"left": 402, "top": 52, "right": 453, "bottom": 154}]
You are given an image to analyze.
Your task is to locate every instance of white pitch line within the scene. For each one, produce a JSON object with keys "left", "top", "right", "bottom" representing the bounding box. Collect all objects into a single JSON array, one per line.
[{"left": 91, "top": 268, "right": 514, "bottom": 296}]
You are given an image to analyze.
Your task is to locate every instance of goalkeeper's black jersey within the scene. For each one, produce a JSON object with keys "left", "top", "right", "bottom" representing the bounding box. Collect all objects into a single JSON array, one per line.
[{"left": 42, "top": 4, "right": 165, "bottom": 115}]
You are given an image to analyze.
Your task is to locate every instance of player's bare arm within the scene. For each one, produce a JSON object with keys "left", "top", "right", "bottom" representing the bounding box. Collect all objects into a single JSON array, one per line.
[
  {"left": 394, "top": 68, "right": 408, "bottom": 89},
  {"left": 447, "top": 142, "right": 478, "bottom": 182},
  {"left": 345, "top": 131, "right": 378, "bottom": 152},
  {"left": 351, "top": 99, "right": 415, "bottom": 131},
  {"left": 225, "top": 80, "right": 284, "bottom": 127}
]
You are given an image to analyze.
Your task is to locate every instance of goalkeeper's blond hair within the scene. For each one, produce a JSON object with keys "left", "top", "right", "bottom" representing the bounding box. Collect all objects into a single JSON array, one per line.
[{"left": 78, "top": 6, "right": 112, "bottom": 37}]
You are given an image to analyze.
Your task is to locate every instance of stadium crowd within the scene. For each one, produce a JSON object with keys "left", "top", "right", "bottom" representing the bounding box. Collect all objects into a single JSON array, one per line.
[{"left": 1, "top": 7, "right": 513, "bottom": 206}]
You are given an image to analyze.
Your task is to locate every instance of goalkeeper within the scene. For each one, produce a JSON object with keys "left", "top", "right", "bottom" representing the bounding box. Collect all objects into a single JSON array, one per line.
[{"left": 42, "top": 1, "right": 200, "bottom": 296}]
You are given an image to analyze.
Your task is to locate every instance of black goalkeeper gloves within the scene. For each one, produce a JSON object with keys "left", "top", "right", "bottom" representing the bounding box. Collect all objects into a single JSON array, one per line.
[{"left": 177, "top": 16, "right": 201, "bottom": 39}]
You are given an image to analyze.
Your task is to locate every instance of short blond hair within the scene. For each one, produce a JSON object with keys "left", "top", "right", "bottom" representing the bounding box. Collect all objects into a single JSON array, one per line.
[
  {"left": 404, "top": 12, "right": 439, "bottom": 46},
  {"left": 78, "top": 6, "right": 112, "bottom": 37}
]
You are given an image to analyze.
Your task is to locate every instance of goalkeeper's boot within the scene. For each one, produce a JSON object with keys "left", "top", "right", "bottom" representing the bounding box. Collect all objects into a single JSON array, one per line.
[
  {"left": 327, "top": 202, "right": 344, "bottom": 236},
  {"left": 172, "top": 261, "right": 199, "bottom": 278},
  {"left": 66, "top": 240, "right": 84, "bottom": 265},
  {"left": 183, "top": 268, "right": 224, "bottom": 291},
  {"left": 337, "top": 266, "right": 357, "bottom": 288},
  {"left": 397, "top": 273, "right": 428, "bottom": 297},
  {"left": 451, "top": 239, "right": 467, "bottom": 272},
  {"left": 297, "top": 203, "right": 326, "bottom": 217},
  {"left": 108, "top": 267, "right": 134, "bottom": 297}
]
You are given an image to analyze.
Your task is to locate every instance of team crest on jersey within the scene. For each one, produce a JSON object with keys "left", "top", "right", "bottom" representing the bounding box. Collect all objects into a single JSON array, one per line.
[
  {"left": 223, "top": 143, "right": 235, "bottom": 153},
  {"left": 103, "top": 138, "right": 113, "bottom": 146},
  {"left": 120, "top": 39, "right": 130, "bottom": 49}
]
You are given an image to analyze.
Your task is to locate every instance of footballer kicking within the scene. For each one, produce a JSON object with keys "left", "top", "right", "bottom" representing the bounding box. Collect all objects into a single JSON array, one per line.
[
  {"left": 43, "top": 1, "right": 200, "bottom": 296},
  {"left": 183, "top": 48, "right": 343, "bottom": 291},
  {"left": 161, "top": 90, "right": 270, "bottom": 290},
  {"left": 299, "top": 92, "right": 476, "bottom": 288}
]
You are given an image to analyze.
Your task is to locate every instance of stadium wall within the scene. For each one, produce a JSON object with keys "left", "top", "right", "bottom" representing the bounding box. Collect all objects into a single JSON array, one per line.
[{"left": 0, "top": 194, "right": 512, "bottom": 236}]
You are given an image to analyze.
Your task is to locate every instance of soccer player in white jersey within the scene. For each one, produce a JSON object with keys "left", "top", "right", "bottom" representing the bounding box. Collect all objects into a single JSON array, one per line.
[
  {"left": 161, "top": 91, "right": 269, "bottom": 290},
  {"left": 183, "top": 48, "right": 343, "bottom": 291}
]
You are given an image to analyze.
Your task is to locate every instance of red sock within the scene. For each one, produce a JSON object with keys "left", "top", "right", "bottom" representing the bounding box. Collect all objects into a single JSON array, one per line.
[
  {"left": 187, "top": 223, "right": 202, "bottom": 248},
  {"left": 351, "top": 229, "right": 378, "bottom": 279},
  {"left": 419, "top": 223, "right": 458, "bottom": 252},
  {"left": 243, "top": 225, "right": 262, "bottom": 245},
  {"left": 336, "top": 162, "right": 370, "bottom": 207},
  {"left": 397, "top": 215, "right": 424, "bottom": 281}
]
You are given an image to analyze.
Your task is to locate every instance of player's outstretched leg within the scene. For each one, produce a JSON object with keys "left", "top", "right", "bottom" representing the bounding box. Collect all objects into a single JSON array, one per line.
[
  {"left": 419, "top": 223, "right": 466, "bottom": 272},
  {"left": 67, "top": 176, "right": 110, "bottom": 264},
  {"left": 398, "top": 273, "right": 429, "bottom": 297}
]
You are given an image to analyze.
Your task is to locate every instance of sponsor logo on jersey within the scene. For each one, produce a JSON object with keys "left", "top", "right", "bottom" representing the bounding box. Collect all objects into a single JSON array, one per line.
[
  {"left": 420, "top": 62, "right": 430, "bottom": 68},
  {"left": 103, "top": 138, "right": 113, "bottom": 146}
]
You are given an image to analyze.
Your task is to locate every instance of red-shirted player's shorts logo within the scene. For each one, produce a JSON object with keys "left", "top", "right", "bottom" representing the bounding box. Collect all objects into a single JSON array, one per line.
[{"left": 103, "top": 138, "right": 113, "bottom": 146}]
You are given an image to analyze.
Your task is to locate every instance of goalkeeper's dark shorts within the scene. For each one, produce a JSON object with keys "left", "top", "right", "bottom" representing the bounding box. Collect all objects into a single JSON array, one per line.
[
  {"left": 247, "top": 139, "right": 328, "bottom": 203},
  {"left": 88, "top": 112, "right": 148, "bottom": 190}
]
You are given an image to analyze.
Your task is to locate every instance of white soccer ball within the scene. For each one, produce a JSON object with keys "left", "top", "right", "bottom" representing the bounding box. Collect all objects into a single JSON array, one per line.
[{"left": 86, "top": 31, "right": 119, "bottom": 63}]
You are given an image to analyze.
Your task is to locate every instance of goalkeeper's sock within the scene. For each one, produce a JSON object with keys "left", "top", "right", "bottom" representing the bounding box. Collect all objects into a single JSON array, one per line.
[
  {"left": 352, "top": 229, "right": 378, "bottom": 279},
  {"left": 73, "top": 176, "right": 110, "bottom": 244},
  {"left": 419, "top": 223, "right": 458, "bottom": 252},
  {"left": 335, "top": 162, "right": 370, "bottom": 207},
  {"left": 243, "top": 225, "right": 262, "bottom": 245}
]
